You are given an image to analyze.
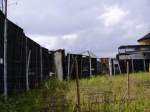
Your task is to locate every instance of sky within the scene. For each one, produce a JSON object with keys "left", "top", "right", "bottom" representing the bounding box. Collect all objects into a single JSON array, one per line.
[{"left": 2, "top": 0, "right": 150, "bottom": 57}]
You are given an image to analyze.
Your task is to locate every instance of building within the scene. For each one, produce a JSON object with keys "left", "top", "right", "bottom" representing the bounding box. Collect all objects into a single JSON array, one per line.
[
  {"left": 138, "top": 33, "right": 150, "bottom": 45},
  {"left": 117, "top": 32, "right": 150, "bottom": 73},
  {"left": 66, "top": 53, "right": 101, "bottom": 79}
]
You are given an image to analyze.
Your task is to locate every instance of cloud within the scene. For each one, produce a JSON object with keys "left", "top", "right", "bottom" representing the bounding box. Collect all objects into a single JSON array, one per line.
[
  {"left": 99, "top": 5, "right": 128, "bottom": 27},
  {"left": 62, "top": 33, "right": 78, "bottom": 41},
  {"left": 7, "top": 0, "right": 150, "bottom": 57},
  {"left": 27, "top": 34, "right": 59, "bottom": 49},
  {"left": 28, "top": 33, "right": 78, "bottom": 51}
]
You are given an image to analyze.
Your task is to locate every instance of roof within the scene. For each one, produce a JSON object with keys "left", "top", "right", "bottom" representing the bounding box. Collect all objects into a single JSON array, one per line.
[
  {"left": 118, "top": 45, "right": 150, "bottom": 49},
  {"left": 138, "top": 33, "right": 150, "bottom": 42},
  {"left": 81, "top": 51, "right": 97, "bottom": 58}
]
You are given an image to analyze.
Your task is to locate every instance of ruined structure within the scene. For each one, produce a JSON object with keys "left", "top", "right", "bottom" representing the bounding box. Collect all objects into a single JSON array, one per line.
[{"left": 117, "top": 32, "right": 150, "bottom": 73}]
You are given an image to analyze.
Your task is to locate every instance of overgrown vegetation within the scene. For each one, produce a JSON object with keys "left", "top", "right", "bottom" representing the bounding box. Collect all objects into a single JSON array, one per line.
[{"left": 0, "top": 73, "right": 150, "bottom": 112}]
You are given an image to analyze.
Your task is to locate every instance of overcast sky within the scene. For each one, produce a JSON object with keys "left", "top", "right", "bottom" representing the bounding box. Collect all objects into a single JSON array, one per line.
[{"left": 5, "top": 0, "right": 150, "bottom": 57}]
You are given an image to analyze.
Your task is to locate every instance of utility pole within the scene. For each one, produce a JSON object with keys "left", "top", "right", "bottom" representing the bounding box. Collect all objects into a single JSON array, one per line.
[{"left": 4, "top": 0, "right": 8, "bottom": 100}]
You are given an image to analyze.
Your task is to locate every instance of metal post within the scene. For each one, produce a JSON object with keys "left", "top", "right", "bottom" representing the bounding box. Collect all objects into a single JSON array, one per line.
[
  {"left": 89, "top": 56, "right": 92, "bottom": 76},
  {"left": 113, "top": 59, "right": 116, "bottom": 75},
  {"left": 25, "top": 37, "right": 27, "bottom": 90},
  {"left": 26, "top": 50, "right": 31, "bottom": 91},
  {"left": 40, "top": 47, "right": 43, "bottom": 81},
  {"left": 67, "top": 53, "right": 70, "bottom": 80},
  {"left": 75, "top": 57, "right": 81, "bottom": 112},
  {"left": 127, "top": 61, "right": 130, "bottom": 101},
  {"left": 143, "top": 59, "right": 146, "bottom": 72},
  {"left": 4, "top": 0, "right": 8, "bottom": 100},
  {"left": 25, "top": 37, "right": 28, "bottom": 90},
  {"left": 88, "top": 51, "right": 92, "bottom": 77}
]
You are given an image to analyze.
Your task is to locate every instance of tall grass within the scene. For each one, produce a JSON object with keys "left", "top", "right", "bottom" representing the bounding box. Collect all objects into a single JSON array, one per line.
[
  {"left": 73, "top": 72, "right": 150, "bottom": 112},
  {"left": 0, "top": 73, "right": 150, "bottom": 112}
]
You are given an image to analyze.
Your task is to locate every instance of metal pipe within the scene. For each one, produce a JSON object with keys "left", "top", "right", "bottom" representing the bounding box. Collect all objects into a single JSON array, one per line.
[
  {"left": 4, "top": 0, "right": 8, "bottom": 100},
  {"left": 143, "top": 59, "right": 146, "bottom": 72},
  {"left": 127, "top": 61, "right": 130, "bottom": 101},
  {"left": 26, "top": 50, "right": 31, "bottom": 91},
  {"left": 67, "top": 53, "right": 70, "bottom": 80},
  {"left": 88, "top": 51, "right": 92, "bottom": 76},
  {"left": 131, "top": 59, "right": 134, "bottom": 73},
  {"left": 40, "top": 47, "right": 43, "bottom": 81}
]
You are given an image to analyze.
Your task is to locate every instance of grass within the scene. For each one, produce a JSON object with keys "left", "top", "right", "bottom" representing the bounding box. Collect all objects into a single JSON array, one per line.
[
  {"left": 77, "top": 73, "right": 150, "bottom": 112},
  {"left": 0, "top": 72, "right": 150, "bottom": 112}
]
